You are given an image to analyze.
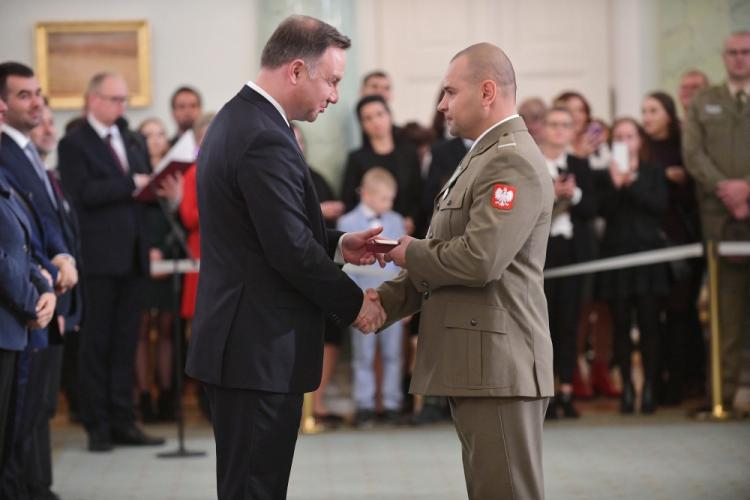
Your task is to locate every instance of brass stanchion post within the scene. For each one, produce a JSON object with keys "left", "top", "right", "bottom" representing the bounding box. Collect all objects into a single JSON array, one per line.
[
  {"left": 300, "top": 392, "right": 321, "bottom": 434},
  {"left": 707, "top": 240, "right": 730, "bottom": 420}
]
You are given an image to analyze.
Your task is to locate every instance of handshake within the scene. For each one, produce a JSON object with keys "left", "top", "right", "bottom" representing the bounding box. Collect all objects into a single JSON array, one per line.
[
  {"left": 340, "top": 226, "right": 415, "bottom": 334},
  {"left": 354, "top": 289, "right": 385, "bottom": 334}
]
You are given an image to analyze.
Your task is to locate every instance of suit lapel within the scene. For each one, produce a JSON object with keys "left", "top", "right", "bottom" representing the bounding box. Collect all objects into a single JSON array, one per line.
[{"left": 82, "top": 122, "right": 128, "bottom": 177}]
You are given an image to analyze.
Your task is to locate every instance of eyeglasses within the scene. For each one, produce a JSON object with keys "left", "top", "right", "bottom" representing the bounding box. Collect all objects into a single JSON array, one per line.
[
  {"left": 97, "top": 93, "right": 128, "bottom": 104},
  {"left": 724, "top": 48, "right": 750, "bottom": 57}
]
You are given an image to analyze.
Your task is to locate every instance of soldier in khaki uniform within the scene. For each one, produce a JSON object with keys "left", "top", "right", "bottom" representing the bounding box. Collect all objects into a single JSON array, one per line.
[
  {"left": 683, "top": 31, "right": 750, "bottom": 410},
  {"left": 366, "top": 43, "right": 554, "bottom": 499}
]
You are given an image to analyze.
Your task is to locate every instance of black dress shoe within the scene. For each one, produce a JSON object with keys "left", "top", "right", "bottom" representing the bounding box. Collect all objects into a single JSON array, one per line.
[
  {"left": 558, "top": 394, "right": 580, "bottom": 419},
  {"left": 620, "top": 381, "right": 635, "bottom": 414},
  {"left": 88, "top": 430, "right": 113, "bottom": 452},
  {"left": 545, "top": 398, "right": 558, "bottom": 420},
  {"left": 641, "top": 382, "right": 656, "bottom": 414},
  {"left": 31, "top": 488, "right": 62, "bottom": 500},
  {"left": 111, "top": 425, "right": 165, "bottom": 446}
]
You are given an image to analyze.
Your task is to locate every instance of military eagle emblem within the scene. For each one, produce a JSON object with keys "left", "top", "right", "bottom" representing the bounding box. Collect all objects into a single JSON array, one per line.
[{"left": 491, "top": 184, "right": 516, "bottom": 210}]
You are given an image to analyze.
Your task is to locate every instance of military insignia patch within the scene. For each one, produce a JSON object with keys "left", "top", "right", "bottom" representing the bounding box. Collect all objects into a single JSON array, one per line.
[{"left": 491, "top": 184, "right": 516, "bottom": 210}]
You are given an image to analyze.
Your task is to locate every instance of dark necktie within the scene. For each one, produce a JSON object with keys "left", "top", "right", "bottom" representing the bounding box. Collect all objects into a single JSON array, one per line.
[
  {"left": 105, "top": 133, "right": 128, "bottom": 174},
  {"left": 737, "top": 89, "right": 747, "bottom": 112},
  {"left": 25, "top": 142, "right": 58, "bottom": 209}
]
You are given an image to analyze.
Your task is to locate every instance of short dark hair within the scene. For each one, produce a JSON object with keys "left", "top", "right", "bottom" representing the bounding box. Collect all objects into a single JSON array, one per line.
[
  {"left": 362, "top": 70, "right": 389, "bottom": 87},
  {"left": 0, "top": 61, "right": 35, "bottom": 100},
  {"left": 170, "top": 86, "right": 202, "bottom": 110},
  {"left": 356, "top": 94, "right": 390, "bottom": 121},
  {"left": 260, "top": 15, "right": 351, "bottom": 71}
]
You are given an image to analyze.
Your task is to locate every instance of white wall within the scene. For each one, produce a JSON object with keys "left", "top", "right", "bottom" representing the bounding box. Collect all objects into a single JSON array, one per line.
[
  {"left": 357, "top": 0, "right": 613, "bottom": 124},
  {"left": 0, "top": 0, "right": 259, "bottom": 138}
]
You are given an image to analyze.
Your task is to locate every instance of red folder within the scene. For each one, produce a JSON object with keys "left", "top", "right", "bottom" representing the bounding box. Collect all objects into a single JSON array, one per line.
[
  {"left": 365, "top": 238, "right": 399, "bottom": 253},
  {"left": 133, "top": 161, "right": 193, "bottom": 203}
]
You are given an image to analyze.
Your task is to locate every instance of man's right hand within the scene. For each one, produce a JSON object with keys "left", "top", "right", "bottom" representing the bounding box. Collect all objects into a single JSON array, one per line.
[
  {"left": 354, "top": 289, "right": 386, "bottom": 334},
  {"left": 28, "top": 292, "right": 56, "bottom": 330}
]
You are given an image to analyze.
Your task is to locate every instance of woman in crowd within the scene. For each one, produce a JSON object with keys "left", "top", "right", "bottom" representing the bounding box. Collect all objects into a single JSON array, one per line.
[
  {"left": 341, "top": 95, "right": 422, "bottom": 235},
  {"left": 598, "top": 118, "right": 669, "bottom": 414},
  {"left": 641, "top": 91, "right": 703, "bottom": 404},
  {"left": 554, "top": 91, "right": 611, "bottom": 169},
  {"left": 136, "top": 117, "right": 183, "bottom": 422}
]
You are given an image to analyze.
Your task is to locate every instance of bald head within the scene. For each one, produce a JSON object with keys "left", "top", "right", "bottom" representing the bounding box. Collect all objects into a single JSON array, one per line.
[{"left": 451, "top": 42, "right": 516, "bottom": 102}]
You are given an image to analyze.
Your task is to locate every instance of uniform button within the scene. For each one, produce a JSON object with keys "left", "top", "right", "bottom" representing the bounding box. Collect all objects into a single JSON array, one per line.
[
  {"left": 422, "top": 291, "right": 430, "bottom": 300},
  {"left": 470, "top": 319, "right": 478, "bottom": 327},
  {"left": 446, "top": 200, "right": 452, "bottom": 206}
]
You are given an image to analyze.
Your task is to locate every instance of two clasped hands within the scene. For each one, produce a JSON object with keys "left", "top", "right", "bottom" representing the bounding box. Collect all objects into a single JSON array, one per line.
[{"left": 339, "top": 226, "right": 414, "bottom": 334}]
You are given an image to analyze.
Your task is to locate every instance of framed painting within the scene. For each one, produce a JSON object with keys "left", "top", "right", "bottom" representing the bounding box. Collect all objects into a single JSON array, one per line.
[{"left": 35, "top": 20, "right": 151, "bottom": 109}]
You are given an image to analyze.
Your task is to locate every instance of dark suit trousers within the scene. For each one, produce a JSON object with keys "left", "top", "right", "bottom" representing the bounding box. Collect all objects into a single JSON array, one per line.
[
  {"left": 79, "top": 275, "right": 143, "bottom": 433},
  {"left": 0, "top": 349, "right": 16, "bottom": 475},
  {"left": 203, "top": 384, "right": 303, "bottom": 500},
  {"left": 544, "top": 236, "right": 581, "bottom": 385},
  {"left": 0, "top": 346, "right": 54, "bottom": 499}
]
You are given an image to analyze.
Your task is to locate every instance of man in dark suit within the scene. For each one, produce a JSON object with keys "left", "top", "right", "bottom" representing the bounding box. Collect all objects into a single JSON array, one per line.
[
  {"left": 186, "top": 15, "right": 386, "bottom": 499},
  {"left": 539, "top": 106, "right": 596, "bottom": 420},
  {"left": 0, "top": 170, "right": 56, "bottom": 479},
  {"left": 58, "top": 72, "right": 164, "bottom": 452}
]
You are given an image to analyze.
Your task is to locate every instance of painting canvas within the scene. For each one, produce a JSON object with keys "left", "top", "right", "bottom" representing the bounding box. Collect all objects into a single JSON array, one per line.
[{"left": 35, "top": 20, "right": 151, "bottom": 109}]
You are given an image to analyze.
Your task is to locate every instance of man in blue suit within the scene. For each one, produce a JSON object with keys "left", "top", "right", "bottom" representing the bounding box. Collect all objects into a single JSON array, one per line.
[{"left": 0, "top": 95, "right": 56, "bottom": 482}]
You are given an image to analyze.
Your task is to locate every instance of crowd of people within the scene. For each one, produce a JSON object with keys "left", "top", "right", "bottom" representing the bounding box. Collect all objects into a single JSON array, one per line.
[{"left": 0, "top": 26, "right": 748, "bottom": 500}]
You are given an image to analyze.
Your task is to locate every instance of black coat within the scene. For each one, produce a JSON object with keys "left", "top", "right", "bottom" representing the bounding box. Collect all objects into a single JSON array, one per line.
[
  {"left": 186, "top": 86, "right": 363, "bottom": 393},
  {"left": 340, "top": 141, "right": 422, "bottom": 222},
  {"left": 58, "top": 120, "right": 150, "bottom": 277}
]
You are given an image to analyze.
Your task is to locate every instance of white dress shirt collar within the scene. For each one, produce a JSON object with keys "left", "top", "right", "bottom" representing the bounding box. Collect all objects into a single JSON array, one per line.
[
  {"left": 468, "top": 114, "right": 520, "bottom": 154},
  {"left": 246, "top": 80, "right": 290, "bottom": 127},
  {"left": 87, "top": 114, "right": 119, "bottom": 139},
  {"left": 2, "top": 123, "right": 31, "bottom": 151},
  {"left": 727, "top": 81, "right": 750, "bottom": 97}
]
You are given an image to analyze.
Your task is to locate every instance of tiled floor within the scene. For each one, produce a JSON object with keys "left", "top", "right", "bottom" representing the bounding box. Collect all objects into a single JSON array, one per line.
[{"left": 50, "top": 409, "right": 750, "bottom": 500}]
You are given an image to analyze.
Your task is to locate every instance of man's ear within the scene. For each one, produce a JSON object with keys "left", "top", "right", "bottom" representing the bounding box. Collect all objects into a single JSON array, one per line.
[
  {"left": 288, "top": 59, "right": 305, "bottom": 85},
  {"left": 480, "top": 79, "right": 497, "bottom": 107}
]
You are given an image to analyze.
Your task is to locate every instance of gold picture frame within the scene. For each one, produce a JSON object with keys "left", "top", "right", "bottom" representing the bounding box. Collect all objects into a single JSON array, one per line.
[{"left": 35, "top": 20, "right": 151, "bottom": 110}]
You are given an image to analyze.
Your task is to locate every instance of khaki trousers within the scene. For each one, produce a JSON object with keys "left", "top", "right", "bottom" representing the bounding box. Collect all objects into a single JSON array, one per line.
[
  {"left": 449, "top": 396, "right": 548, "bottom": 500},
  {"left": 718, "top": 258, "right": 750, "bottom": 401}
]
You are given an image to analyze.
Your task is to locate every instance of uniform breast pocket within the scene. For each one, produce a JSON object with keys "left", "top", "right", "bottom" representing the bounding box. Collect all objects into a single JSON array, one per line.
[
  {"left": 435, "top": 191, "right": 466, "bottom": 239},
  {"left": 441, "top": 302, "right": 515, "bottom": 389}
]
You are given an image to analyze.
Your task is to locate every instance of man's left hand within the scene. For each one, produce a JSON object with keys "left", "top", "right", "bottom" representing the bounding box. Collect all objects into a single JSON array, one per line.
[
  {"left": 341, "top": 226, "right": 386, "bottom": 267},
  {"left": 385, "top": 235, "right": 414, "bottom": 267}
]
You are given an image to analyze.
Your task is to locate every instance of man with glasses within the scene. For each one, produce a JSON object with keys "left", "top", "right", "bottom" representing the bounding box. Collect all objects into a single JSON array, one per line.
[
  {"left": 684, "top": 30, "right": 750, "bottom": 415},
  {"left": 58, "top": 72, "right": 164, "bottom": 452}
]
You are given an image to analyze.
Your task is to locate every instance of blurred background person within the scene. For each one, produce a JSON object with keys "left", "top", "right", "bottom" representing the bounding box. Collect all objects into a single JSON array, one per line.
[
  {"left": 540, "top": 106, "right": 596, "bottom": 419},
  {"left": 58, "top": 72, "right": 164, "bottom": 451},
  {"left": 555, "top": 91, "right": 611, "bottom": 170},
  {"left": 677, "top": 69, "right": 710, "bottom": 117},
  {"left": 135, "top": 117, "right": 184, "bottom": 422},
  {"left": 683, "top": 31, "right": 750, "bottom": 415},
  {"left": 641, "top": 91, "right": 703, "bottom": 405},
  {"left": 519, "top": 96, "right": 548, "bottom": 145},
  {"left": 341, "top": 95, "right": 422, "bottom": 235},
  {"left": 338, "top": 168, "right": 405, "bottom": 427},
  {"left": 169, "top": 86, "right": 202, "bottom": 146},
  {"left": 360, "top": 70, "right": 392, "bottom": 103},
  {"left": 598, "top": 117, "right": 669, "bottom": 415}
]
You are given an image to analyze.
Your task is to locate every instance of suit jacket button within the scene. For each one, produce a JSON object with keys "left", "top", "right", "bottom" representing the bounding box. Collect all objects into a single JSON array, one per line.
[
  {"left": 23, "top": 244, "right": 28, "bottom": 253},
  {"left": 470, "top": 318, "right": 478, "bottom": 327}
]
